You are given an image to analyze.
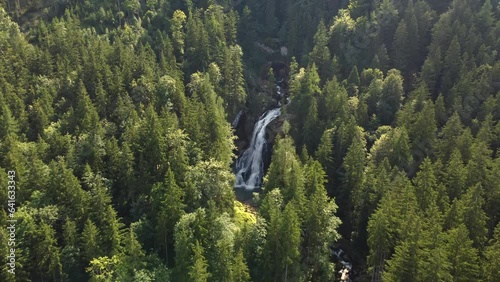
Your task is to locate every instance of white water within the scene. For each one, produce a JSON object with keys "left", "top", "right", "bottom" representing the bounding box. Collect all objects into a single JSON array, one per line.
[
  {"left": 333, "top": 248, "right": 352, "bottom": 281},
  {"left": 333, "top": 248, "right": 352, "bottom": 270},
  {"left": 234, "top": 107, "right": 281, "bottom": 190}
]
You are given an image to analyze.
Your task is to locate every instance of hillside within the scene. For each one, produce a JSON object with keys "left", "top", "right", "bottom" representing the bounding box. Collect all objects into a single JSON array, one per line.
[{"left": 0, "top": 0, "right": 499, "bottom": 281}]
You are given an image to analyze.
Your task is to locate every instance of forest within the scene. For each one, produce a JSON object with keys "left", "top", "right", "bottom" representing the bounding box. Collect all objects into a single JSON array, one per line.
[{"left": 0, "top": 0, "right": 499, "bottom": 281}]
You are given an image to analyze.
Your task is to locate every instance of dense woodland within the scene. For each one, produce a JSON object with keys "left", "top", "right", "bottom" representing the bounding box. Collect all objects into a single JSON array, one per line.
[{"left": 0, "top": 0, "right": 499, "bottom": 281}]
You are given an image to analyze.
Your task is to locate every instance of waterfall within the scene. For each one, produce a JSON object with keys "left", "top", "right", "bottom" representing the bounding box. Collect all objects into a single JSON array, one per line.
[
  {"left": 234, "top": 107, "right": 281, "bottom": 190},
  {"left": 333, "top": 248, "right": 352, "bottom": 281}
]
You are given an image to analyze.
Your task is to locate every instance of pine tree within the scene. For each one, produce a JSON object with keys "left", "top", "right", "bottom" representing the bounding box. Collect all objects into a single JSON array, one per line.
[
  {"left": 117, "top": 224, "right": 147, "bottom": 279},
  {"left": 347, "top": 65, "right": 360, "bottom": 97},
  {"left": 444, "top": 149, "right": 466, "bottom": 200},
  {"left": 47, "top": 159, "right": 89, "bottom": 221},
  {"left": 280, "top": 203, "right": 302, "bottom": 281},
  {"left": 171, "top": 10, "right": 187, "bottom": 58},
  {"left": 315, "top": 128, "right": 334, "bottom": 173},
  {"left": 309, "top": 20, "right": 331, "bottom": 83},
  {"left": 189, "top": 241, "right": 211, "bottom": 282},
  {"left": 393, "top": 19, "right": 410, "bottom": 72},
  {"left": 185, "top": 10, "right": 210, "bottom": 73},
  {"left": 477, "top": 0, "right": 494, "bottom": 37},
  {"left": 133, "top": 104, "right": 169, "bottom": 190},
  {"left": 415, "top": 207, "right": 452, "bottom": 282},
  {"left": 82, "top": 219, "right": 100, "bottom": 262},
  {"left": 413, "top": 158, "right": 438, "bottom": 212},
  {"left": 222, "top": 45, "right": 246, "bottom": 118},
  {"left": 303, "top": 96, "right": 320, "bottom": 152},
  {"left": 289, "top": 64, "right": 321, "bottom": 148},
  {"left": 264, "top": 128, "right": 305, "bottom": 210},
  {"left": 61, "top": 218, "right": 83, "bottom": 281},
  {"left": 445, "top": 224, "right": 481, "bottom": 281},
  {"left": 344, "top": 127, "right": 367, "bottom": 218},
  {"left": 34, "top": 222, "right": 62, "bottom": 281},
  {"left": 421, "top": 46, "right": 442, "bottom": 95},
  {"left": 264, "top": 202, "right": 302, "bottom": 282},
  {"left": 441, "top": 36, "right": 462, "bottom": 96},
  {"left": 459, "top": 183, "right": 488, "bottom": 249},
  {"left": 188, "top": 73, "right": 234, "bottom": 165},
  {"left": 73, "top": 80, "right": 99, "bottom": 134},
  {"left": 367, "top": 208, "right": 391, "bottom": 282},
  {"left": 434, "top": 94, "right": 447, "bottom": 127},
  {"left": 383, "top": 218, "right": 420, "bottom": 282},
  {"left": 0, "top": 105, "right": 18, "bottom": 141},
  {"left": 436, "top": 112, "right": 464, "bottom": 163},
  {"left": 302, "top": 161, "right": 341, "bottom": 281},
  {"left": 484, "top": 223, "right": 500, "bottom": 282},
  {"left": 152, "top": 168, "right": 186, "bottom": 263},
  {"left": 231, "top": 249, "right": 251, "bottom": 282}
]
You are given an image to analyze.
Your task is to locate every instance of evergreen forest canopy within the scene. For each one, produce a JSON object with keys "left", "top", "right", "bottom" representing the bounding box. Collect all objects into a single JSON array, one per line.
[{"left": 0, "top": 0, "right": 499, "bottom": 281}]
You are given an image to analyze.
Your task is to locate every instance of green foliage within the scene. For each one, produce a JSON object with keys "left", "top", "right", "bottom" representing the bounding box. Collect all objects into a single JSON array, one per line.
[
  {"left": 484, "top": 223, "right": 500, "bottom": 282},
  {"left": 189, "top": 241, "right": 210, "bottom": 282},
  {"left": 309, "top": 20, "right": 332, "bottom": 83},
  {"left": 82, "top": 219, "right": 101, "bottom": 263},
  {"left": 264, "top": 132, "right": 305, "bottom": 210},
  {"left": 186, "top": 160, "right": 235, "bottom": 214},
  {"left": 221, "top": 45, "right": 246, "bottom": 118},
  {"left": 1, "top": 1, "right": 499, "bottom": 281},
  {"left": 302, "top": 161, "right": 341, "bottom": 281},
  {"left": 378, "top": 69, "right": 404, "bottom": 125}
]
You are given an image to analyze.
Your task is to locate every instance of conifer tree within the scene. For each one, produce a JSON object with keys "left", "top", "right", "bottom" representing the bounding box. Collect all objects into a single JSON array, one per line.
[
  {"left": 459, "top": 183, "right": 489, "bottom": 249},
  {"left": 441, "top": 36, "right": 462, "bottom": 96},
  {"left": 413, "top": 158, "right": 438, "bottom": 212},
  {"left": 484, "top": 223, "right": 500, "bottom": 282},
  {"left": 34, "top": 222, "right": 62, "bottom": 281},
  {"left": 383, "top": 218, "right": 421, "bottom": 282},
  {"left": 82, "top": 219, "right": 101, "bottom": 263},
  {"left": 315, "top": 128, "right": 334, "bottom": 173},
  {"left": 189, "top": 241, "right": 211, "bottom": 282},
  {"left": 303, "top": 96, "right": 320, "bottom": 152},
  {"left": 231, "top": 249, "right": 251, "bottom": 282},
  {"left": 171, "top": 10, "right": 187, "bottom": 58},
  {"left": 222, "top": 44, "right": 247, "bottom": 118},
  {"left": 73, "top": 80, "right": 99, "bottom": 134},
  {"left": 444, "top": 149, "right": 466, "bottom": 200},
  {"left": 309, "top": 20, "right": 331, "bottom": 83},
  {"left": 347, "top": 65, "right": 360, "bottom": 97},
  {"left": 393, "top": 20, "right": 410, "bottom": 72},
  {"left": 445, "top": 224, "right": 481, "bottom": 281},
  {"left": 152, "top": 168, "right": 186, "bottom": 263},
  {"left": 367, "top": 208, "right": 391, "bottom": 281},
  {"left": 264, "top": 126, "right": 305, "bottom": 210},
  {"left": 344, "top": 126, "right": 367, "bottom": 215},
  {"left": 421, "top": 46, "right": 442, "bottom": 95},
  {"left": 302, "top": 161, "right": 341, "bottom": 281},
  {"left": 416, "top": 207, "right": 452, "bottom": 282}
]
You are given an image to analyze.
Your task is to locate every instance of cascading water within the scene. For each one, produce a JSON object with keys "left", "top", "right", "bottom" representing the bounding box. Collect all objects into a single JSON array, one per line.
[
  {"left": 234, "top": 107, "right": 281, "bottom": 190},
  {"left": 234, "top": 85, "right": 283, "bottom": 191},
  {"left": 333, "top": 248, "right": 353, "bottom": 281}
]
